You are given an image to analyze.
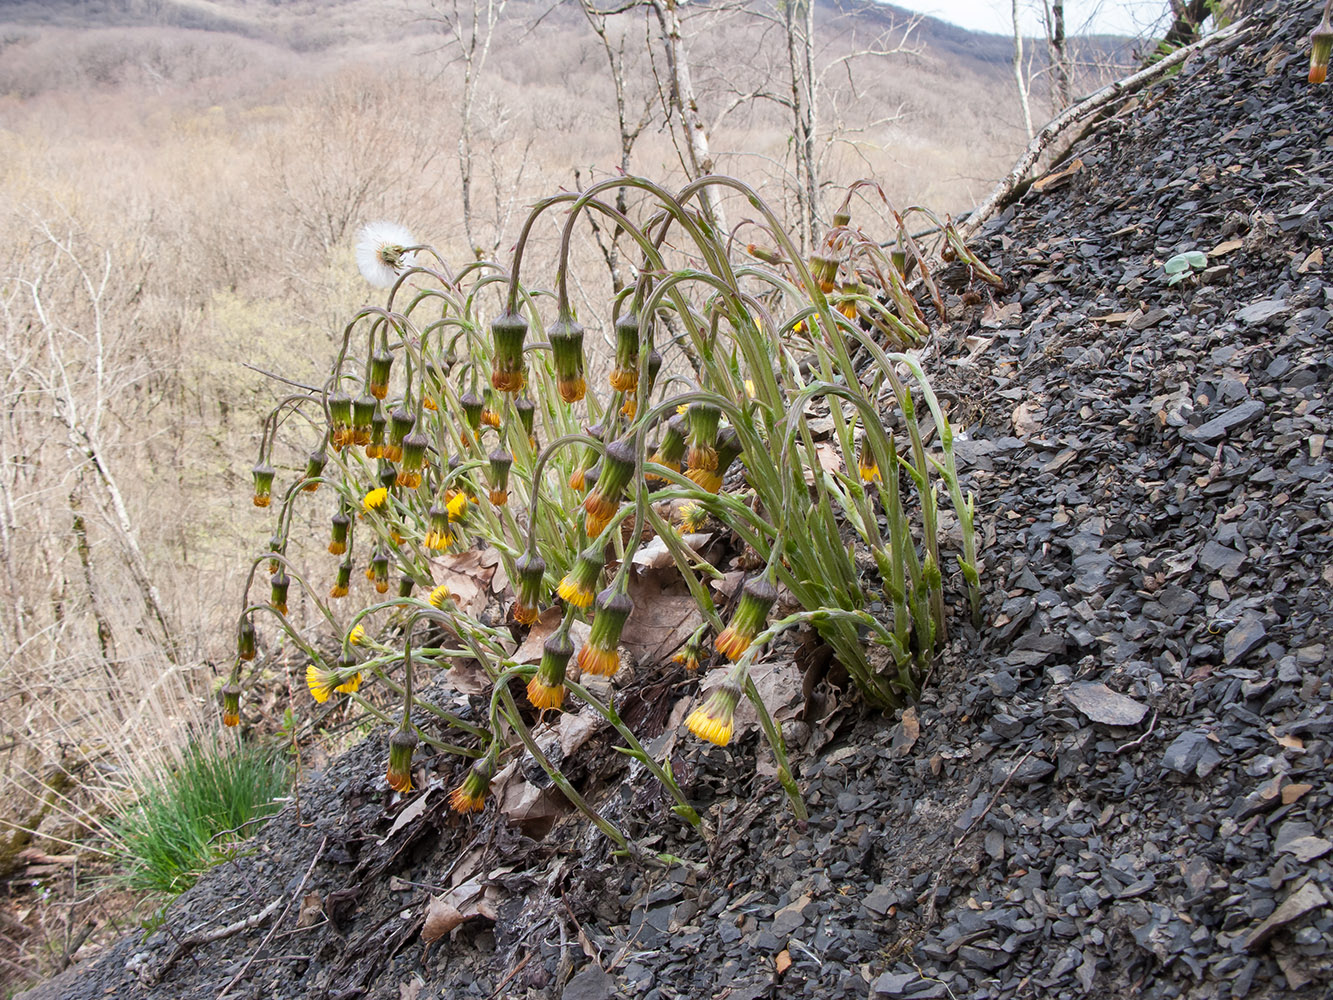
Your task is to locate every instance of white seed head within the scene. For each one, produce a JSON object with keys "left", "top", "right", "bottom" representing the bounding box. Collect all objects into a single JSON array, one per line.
[{"left": 355, "top": 221, "right": 416, "bottom": 288}]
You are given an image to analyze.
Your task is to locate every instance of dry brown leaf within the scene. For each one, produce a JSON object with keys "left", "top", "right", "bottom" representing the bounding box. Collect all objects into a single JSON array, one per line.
[
  {"left": 443, "top": 657, "right": 491, "bottom": 696},
  {"left": 422, "top": 897, "right": 467, "bottom": 943},
  {"left": 512, "top": 606, "right": 564, "bottom": 663},
  {"left": 1031, "top": 157, "right": 1082, "bottom": 192},
  {"left": 711, "top": 570, "right": 746, "bottom": 600},
  {"left": 379, "top": 787, "right": 434, "bottom": 844},
  {"left": 775, "top": 949, "right": 792, "bottom": 975},
  {"left": 297, "top": 892, "right": 324, "bottom": 928},
  {"left": 555, "top": 710, "right": 602, "bottom": 757},
  {"left": 632, "top": 532, "right": 712, "bottom": 570},
  {"left": 428, "top": 548, "right": 497, "bottom": 616},
  {"left": 1091, "top": 311, "right": 1139, "bottom": 325},
  {"left": 623, "top": 573, "right": 704, "bottom": 666}
]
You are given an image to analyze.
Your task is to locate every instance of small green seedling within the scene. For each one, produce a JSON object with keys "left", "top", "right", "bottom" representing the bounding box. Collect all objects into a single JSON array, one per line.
[{"left": 1164, "top": 250, "right": 1208, "bottom": 286}]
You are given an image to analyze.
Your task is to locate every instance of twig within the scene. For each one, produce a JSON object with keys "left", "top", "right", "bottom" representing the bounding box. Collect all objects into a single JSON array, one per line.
[
  {"left": 1116, "top": 709, "right": 1158, "bottom": 754},
  {"left": 959, "top": 16, "right": 1252, "bottom": 240},
  {"left": 241, "top": 362, "right": 322, "bottom": 393},
  {"left": 919, "top": 746, "right": 1036, "bottom": 929},
  {"left": 216, "top": 836, "right": 327, "bottom": 999},
  {"left": 487, "top": 951, "right": 533, "bottom": 999},
  {"left": 153, "top": 898, "right": 284, "bottom": 982}
]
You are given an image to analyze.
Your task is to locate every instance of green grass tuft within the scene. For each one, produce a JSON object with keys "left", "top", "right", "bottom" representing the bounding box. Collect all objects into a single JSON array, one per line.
[{"left": 109, "top": 740, "right": 291, "bottom": 896}]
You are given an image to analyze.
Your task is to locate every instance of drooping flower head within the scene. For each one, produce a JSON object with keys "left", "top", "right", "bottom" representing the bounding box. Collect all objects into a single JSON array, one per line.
[
  {"left": 610, "top": 311, "right": 641, "bottom": 393},
  {"left": 686, "top": 425, "right": 740, "bottom": 494},
  {"left": 515, "top": 396, "right": 537, "bottom": 449},
  {"left": 386, "top": 725, "right": 419, "bottom": 793},
  {"left": 369, "top": 349, "right": 394, "bottom": 400},
  {"left": 490, "top": 312, "right": 528, "bottom": 393},
  {"left": 459, "top": 392, "right": 484, "bottom": 437},
  {"left": 302, "top": 448, "right": 326, "bottom": 492},
  {"left": 367, "top": 546, "right": 390, "bottom": 594},
  {"left": 366, "top": 403, "right": 387, "bottom": 458},
  {"left": 384, "top": 405, "right": 413, "bottom": 464},
  {"left": 329, "top": 509, "right": 351, "bottom": 555},
  {"left": 648, "top": 414, "right": 687, "bottom": 481},
  {"left": 329, "top": 559, "right": 352, "bottom": 599},
  {"left": 251, "top": 462, "right": 275, "bottom": 507},
  {"left": 576, "top": 586, "right": 633, "bottom": 677},
  {"left": 449, "top": 752, "right": 496, "bottom": 814},
  {"left": 362, "top": 486, "right": 389, "bottom": 515},
  {"left": 397, "top": 575, "right": 416, "bottom": 599},
  {"left": 397, "top": 431, "right": 428, "bottom": 489},
  {"left": 221, "top": 682, "right": 242, "bottom": 728},
  {"left": 557, "top": 544, "right": 605, "bottom": 609},
  {"left": 583, "top": 437, "right": 635, "bottom": 537},
  {"left": 269, "top": 571, "right": 290, "bottom": 616},
  {"left": 237, "top": 617, "right": 257, "bottom": 661},
  {"left": 512, "top": 550, "right": 546, "bottom": 625},
  {"left": 428, "top": 583, "right": 452, "bottom": 609},
  {"left": 352, "top": 391, "right": 377, "bottom": 447},
  {"left": 424, "top": 503, "right": 453, "bottom": 551},
  {"left": 1313, "top": 7, "right": 1333, "bottom": 84},
  {"left": 527, "top": 629, "right": 574, "bottom": 710},
  {"left": 306, "top": 656, "right": 362, "bottom": 703},
  {"left": 858, "top": 435, "right": 881, "bottom": 484},
  {"left": 549, "top": 315, "right": 587, "bottom": 403},
  {"left": 686, "top": 679, "right": 742, "bottom": 746},
  {"left": 488, "top": 448, "right": 512, "bottom": 506},
  {"left": 355, "top": 221, "right": 416, "bottom": 289},
  {"left": 327, "top": 388, "right": 353, "bottom": 450},
  {"left": 716, "top": 575, "right": 777, "bottom": 661},
  {"left": 686, "top": 402, "right": 721, "bottom": 473}
]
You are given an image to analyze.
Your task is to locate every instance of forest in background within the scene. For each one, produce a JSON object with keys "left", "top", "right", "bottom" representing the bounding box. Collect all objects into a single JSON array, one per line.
[{"left": 0, "top": 0, "right": 1137, "bottom": 984}]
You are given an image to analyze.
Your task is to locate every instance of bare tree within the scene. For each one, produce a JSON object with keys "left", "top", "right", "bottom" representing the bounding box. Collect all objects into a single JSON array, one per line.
[
  {"left": 1012, "top": 0, "right": 1035, "bottom": 138},
  {"left": 1044, "top": 0, "right": 1071, "bottom": 109},
  {"left": 418, "top": 0, "right": 513, "bottom": 257}
]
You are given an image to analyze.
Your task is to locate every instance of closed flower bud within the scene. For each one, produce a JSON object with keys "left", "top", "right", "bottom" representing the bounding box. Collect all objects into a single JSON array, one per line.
[
  {"left": 643, "top": 348, "right": 662, "bottom": 401},
  {"left": 369, "top": 349, "right": 394, "bottom": 400},
  {"left": 490, "top": 312, "right": 528, "bottom": 393},
  {"left": 251, "top": 462, "right": 276, "bottom": 507},
  {"left": 449, "top": 753, "right": 495, "bottom": 813},
  {"left": 686, "top": 403, "right": 721, "bottom": 473},
  {"left": 583, "top": 437, "right": 635, "bottom": 537},
  {"left": 808, "top": 252, "right": 839, "bottom": 293},
  {"left": 858, "top": 436, "right": 880, "bottom": 483},
  {"left": 329, "top": 511, "right": 351, "bottom": 555},
  {"left": 686, "top": 424, "right": 740, "bottom": 494},
  {"left": 396, "top": 431, "right": 428, "bottom": 489},
  {"left": 715, "top": 576, "right": 777, "bottom": 661},
  {"left": 386, "top": 727, "right": 419, "bottom": 793},
  {"left": 352, "top": 391, "right": 377, "bottom": 446},
  {"left": 221, "top": 682, "right": 242, "bottom": 728},
  {"left": 385, "top": 406, "right": 413, "bottom": 464},
  {"left": 610, "top": 312, "right": 641, "bottom": 392},
  {"left": 366, "top": 403, "right": 387, "bottom": 458},
  {"left": 459, "top": 391, "right": 484, "bottom": 434},
  {"left": 328, "top": 389, "right": 353, "bottom": 449},
  {"left": 267, "top": 533, "right": 283, "bottom": 575},
  {"left": 1313, "top": 11, "right": 1333, "bottom": 84},
  {"left": 397, "top": 575, "right": 416, "bottom": 599},
  {"left": 549, "top": 315, "right": 587, "bottom": 403},
  {"left": 649, "top": 414, "right": 687, "bottom": 480},
  {"left": 270, "top": 571, "right": 291, "bottom": 616},
  {"left": 746, "top": 243, "right": 782, "bottom": 264},
  {"left": 329, "top": 559, "right": 352, "bottom": 599},
  {"left": 369, "top": 547, "right": 390, "bottom": 594},
  {"left": 515, "top": 396, "right": 537, "bottom": 447},
  {"left": 302, "top": 448, "right": 327, "bottom": 491},
  {"left": 576, "top": 587, "right": 633, "bottom": 677},
  {"left": 237, "top": 618, "right": 257, "bottom": 661},
  {"left": 512, "top": 550, "right": 546, "bottom": 625},
  {"left": 527, "top": 630, "right": 574, "bottom": 710},
  {"left": 488, "top": 448, "right": 512, "bottom": 506}
]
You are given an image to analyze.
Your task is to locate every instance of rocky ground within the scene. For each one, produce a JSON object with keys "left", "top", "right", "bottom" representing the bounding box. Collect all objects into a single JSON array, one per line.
[{"left": 20, "top": 1, "right": 1333, "bottom": 997}]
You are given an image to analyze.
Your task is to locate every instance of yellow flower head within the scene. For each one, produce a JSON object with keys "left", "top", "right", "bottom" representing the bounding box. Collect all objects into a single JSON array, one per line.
[
  {"left": 446, "top": 491, "right": 469, "bottom": 520},
  {"left": 686, "top": 680, "right": 741, "bottom": 746},
  {"left": 362, "top": 487, "right": 389, "bottom": 513},
  {"left": 428, "top": 584, "right": 451, "bottom": 609},
  {"left": 306, "top": 664, "right": 337, "bottom": 704},
  {"left": 349, "top": 624, "right": 367, "bottom": 646}
]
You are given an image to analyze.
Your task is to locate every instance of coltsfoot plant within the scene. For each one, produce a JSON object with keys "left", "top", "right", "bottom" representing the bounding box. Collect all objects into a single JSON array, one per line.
[{"left": 225, "top": 176, "right": 984, "bottom": 841}]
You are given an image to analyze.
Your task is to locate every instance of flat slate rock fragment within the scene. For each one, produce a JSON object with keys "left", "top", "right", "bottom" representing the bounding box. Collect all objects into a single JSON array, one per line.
[{"left": 1065, "top": 682, "right": 1149, "bottom": 726}]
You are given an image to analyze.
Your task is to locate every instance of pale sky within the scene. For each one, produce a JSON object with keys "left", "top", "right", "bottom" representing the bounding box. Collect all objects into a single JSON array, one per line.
[{"left": 889, "top": 1, "right": 1175, "bottom": 38}]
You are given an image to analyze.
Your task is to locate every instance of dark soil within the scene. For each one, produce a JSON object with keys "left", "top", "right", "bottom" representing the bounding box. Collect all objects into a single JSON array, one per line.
[{"left": 21, "top": 2, "right": 1333, "bottom": 997}]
